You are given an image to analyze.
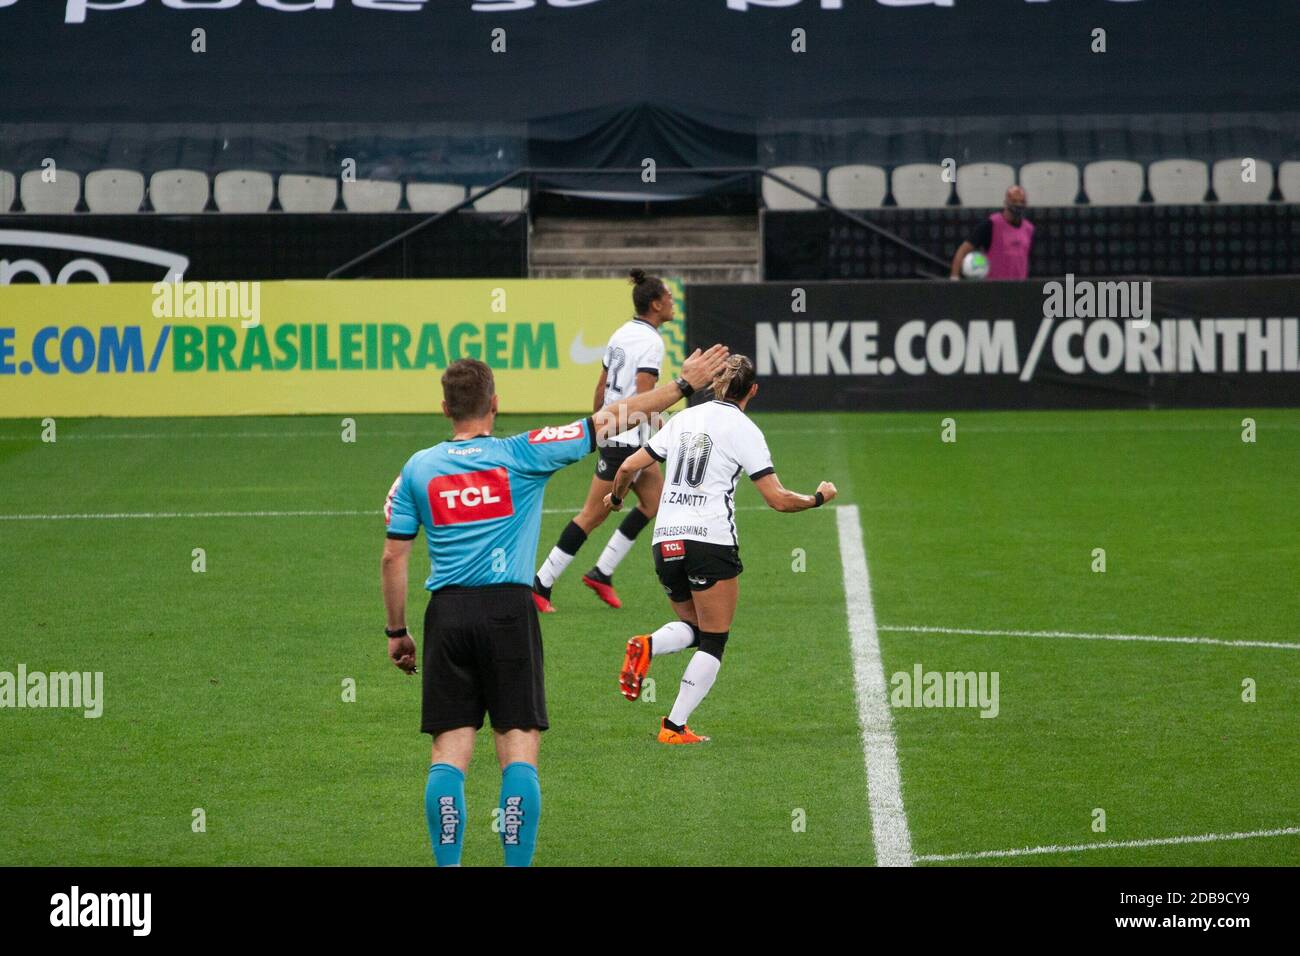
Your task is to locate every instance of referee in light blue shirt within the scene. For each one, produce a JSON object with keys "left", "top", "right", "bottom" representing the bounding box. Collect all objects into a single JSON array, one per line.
[{"left": 380, "top": 345, "right": 727, "bottom": 867}]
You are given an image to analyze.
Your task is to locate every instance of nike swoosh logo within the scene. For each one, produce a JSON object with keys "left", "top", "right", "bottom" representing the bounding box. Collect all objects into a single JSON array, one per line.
[{"left": 569, "top": 332, "right": 607, "bottom": 365}]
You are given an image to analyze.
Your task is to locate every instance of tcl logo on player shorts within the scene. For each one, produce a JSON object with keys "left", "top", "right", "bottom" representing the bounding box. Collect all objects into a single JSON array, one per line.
[
  {"left": 428, "top": 468, "right": 514, "bottom": 524},
  {"left": 660, "top": 540, "right": 686, "bottom": 561},
  {"left": 528, "top": 422, "right": 584, "bottom": 444}
]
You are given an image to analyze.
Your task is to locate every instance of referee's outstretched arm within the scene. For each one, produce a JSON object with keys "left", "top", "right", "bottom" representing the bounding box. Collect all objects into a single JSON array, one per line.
[{"left": 590, "top": 344, "right": 729, "bottom": 443}]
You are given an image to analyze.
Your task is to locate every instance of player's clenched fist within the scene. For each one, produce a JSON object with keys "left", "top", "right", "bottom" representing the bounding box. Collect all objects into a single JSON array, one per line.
[{"left": 817, "top": 481, "right": 838, "bottom": 504}]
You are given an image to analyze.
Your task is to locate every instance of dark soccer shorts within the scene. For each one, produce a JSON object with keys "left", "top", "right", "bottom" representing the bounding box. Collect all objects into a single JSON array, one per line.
[
  {"left": 420, "top": 583, "right": 547, "bottom": 735},
  {"left": 652, "top": 538, "right": 743, "bottom": 603},
  {"left": 594, "top": 441, "right": 641, "bottom": 480}
]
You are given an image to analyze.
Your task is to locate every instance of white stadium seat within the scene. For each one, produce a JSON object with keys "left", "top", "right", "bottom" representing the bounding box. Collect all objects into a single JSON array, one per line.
[
  {"left": 761, "top": 165, "right": 822, "bottom": 211},
  {"left": 955, "top": 162, "right": 1015, "bottom": 208},
  {"left": 0, "top": 170, "right": 15, "bottom": 212},
  {"left": 825, "top": 164, "right": 886, "bottom": 209},
  {"left": 471, "top": 186, "right": 529, "bottom": 213},
  {"left": 149, "top": 170, "right": 210, "bottom": 213},
  {"left": 1082, "top": 160, "right": 1144, "bottom": 206},
  {"left": 213, "top": 170, "right": 274, "bottom": 213},
  {"left": 20, "top": 169, "right": 81, "bottom": 213},
  {"left": 890, "top": 163, "right": 952, "bottom": 208},
  {"left": 84, "top": 169, "right": 145, "bottom": 213},
  {"left": 1276, "top": 161, "right": 1300, "bottom": 202},
  {"left": 1211, "top": 158, "right": 1274, "bottom": 204},
  {"left": 1147, "top": 159, "right": 1208, "bottom": 204},
  {"left": 1018, "top": 161, "right": 1080, "bottom": 206},
  {"left": 277, "top": 174, "right": 338, "bottom": 213},
  {"left": 342, "top": 179, "right": 401, "bottom": 212},
  {"left": 406, "top": 182, "right": 467, "bottom": 213}
]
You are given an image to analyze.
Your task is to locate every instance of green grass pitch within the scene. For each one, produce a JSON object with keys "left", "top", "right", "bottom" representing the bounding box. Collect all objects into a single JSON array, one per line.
[{"left": 0, "top": 407, "right": 1296, "bottom": 866}]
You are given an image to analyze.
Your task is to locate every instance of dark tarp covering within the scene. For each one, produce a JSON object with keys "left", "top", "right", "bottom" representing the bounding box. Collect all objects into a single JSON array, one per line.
[{"left": 1, "top": 0, "right": 1296, "bottom": 177}]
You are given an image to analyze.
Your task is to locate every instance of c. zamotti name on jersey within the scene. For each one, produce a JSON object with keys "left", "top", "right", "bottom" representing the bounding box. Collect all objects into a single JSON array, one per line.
[
  {"left": 663, "top": 490, "right": 708, "bottom": 507},
  {"left": 645, "top": 400, "right": 774, "bottom": 547}
]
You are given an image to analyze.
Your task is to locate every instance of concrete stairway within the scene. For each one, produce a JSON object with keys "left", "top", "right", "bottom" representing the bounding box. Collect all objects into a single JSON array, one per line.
[{"left": 529, "top": 215, "right": 760, "bottom": 283}]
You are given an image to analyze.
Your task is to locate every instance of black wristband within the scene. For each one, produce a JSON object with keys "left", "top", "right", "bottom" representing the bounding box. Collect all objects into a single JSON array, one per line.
[
  {"left": 385, "top": 626, "right": 408, "bottom": 639},
  {"left": 814, "top": 491, "right": 825, "bottom": 508},
  {"left": 608, "top": 493, "right": 623, "bottom": 508},
  {"left": 674, "top": 376, "right": 694, "bottom": 398}
]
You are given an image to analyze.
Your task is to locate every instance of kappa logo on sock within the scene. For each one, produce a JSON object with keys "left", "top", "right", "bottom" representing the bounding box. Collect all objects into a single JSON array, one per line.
[
  {"left": 438, "top": 795, "right": 460, "bottom": 845},
  {"left": 501, "top": 796, "right": 525, "bottom": 846}
]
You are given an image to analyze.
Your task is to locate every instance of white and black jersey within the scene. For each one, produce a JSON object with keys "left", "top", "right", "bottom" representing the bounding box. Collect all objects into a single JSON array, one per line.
[
  {"left": 644, "top": 400, "right": 775, "bottom": 547},
  {"left": 602, "top": 317, "right": 665, "bottom": 447}
]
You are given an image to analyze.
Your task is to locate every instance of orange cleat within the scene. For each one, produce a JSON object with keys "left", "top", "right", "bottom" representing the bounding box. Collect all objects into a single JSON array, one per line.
[
  {"left": 532, "top": 590, "right": 556, "bottom": 614},
  {"left": 582, "top": 572, "right": 622, "bottom": 609},
  {"left": 657, "top": 718, "right": 709, "bottom": 744},
  {"left": 619, "top": 635, "right": 652, "bottom": 701}
]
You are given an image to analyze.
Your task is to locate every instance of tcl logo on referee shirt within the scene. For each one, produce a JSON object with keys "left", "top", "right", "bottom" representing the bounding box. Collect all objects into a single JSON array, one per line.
[
  {"left": 427, "top": 468, "right": 514, "bottom": 524},
  {"left": 528, "top": 422, "right": 583, "bottom": 443}
]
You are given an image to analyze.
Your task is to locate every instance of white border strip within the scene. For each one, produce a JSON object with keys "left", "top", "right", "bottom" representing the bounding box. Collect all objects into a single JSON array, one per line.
[
  {"left": 837, "top": 504, "right": 913, "bottom": 867},
  {"left": 916, "top": 826, "right": 1300, "bottom": 863},
  {"left": 0, "top": 504, "right": 823, "bottom": 522},
  {"left": 880, "top": 624, "right": 1300, "bottom": 652}
]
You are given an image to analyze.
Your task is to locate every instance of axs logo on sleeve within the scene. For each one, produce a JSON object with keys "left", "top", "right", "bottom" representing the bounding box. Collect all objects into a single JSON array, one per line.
[{"left": 528, "top": 422, "right": 584, "bottom": 443}]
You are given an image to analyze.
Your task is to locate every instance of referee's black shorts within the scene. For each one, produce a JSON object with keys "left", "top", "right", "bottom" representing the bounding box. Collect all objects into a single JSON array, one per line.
[{"left": 420, "top": 583, "right": 547, "bottom": 735}]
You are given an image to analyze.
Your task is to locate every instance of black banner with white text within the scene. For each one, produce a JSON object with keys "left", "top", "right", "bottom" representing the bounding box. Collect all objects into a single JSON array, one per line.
[{"left": 686, "top": 278, "right": 1300, "bottom": 411}]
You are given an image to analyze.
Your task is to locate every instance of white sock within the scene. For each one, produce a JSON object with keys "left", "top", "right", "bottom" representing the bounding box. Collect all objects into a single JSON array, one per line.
[
  {"left": 668, "top": 651, "right": 721, "bottom": 727},
  {"left": 651, "top": 620, "right": 694, "bottom": 657},
  {"left": 537, "top": 546, "right": 575, "bottom": 589},
  {"left": 595, "top": 530, "right": 637, "bottom": 577}
]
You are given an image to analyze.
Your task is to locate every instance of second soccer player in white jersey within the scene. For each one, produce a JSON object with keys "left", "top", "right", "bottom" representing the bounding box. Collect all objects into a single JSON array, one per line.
[
  {"left": 603, "top": 355, "right": 838, "bottom": 743},
  {"left": 533, "top": 269, "right": 674, "bottom": 613}
]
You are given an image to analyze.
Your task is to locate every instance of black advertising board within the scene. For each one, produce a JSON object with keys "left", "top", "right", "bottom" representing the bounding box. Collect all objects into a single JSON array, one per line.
[{"left": 686, "top": 278, "right": 1300, "bottom": 410}]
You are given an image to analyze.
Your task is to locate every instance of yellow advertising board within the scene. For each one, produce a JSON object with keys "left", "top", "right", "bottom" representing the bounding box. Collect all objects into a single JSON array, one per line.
[{"left": 0, "top": 279, "right": 686, "bottom": 417}]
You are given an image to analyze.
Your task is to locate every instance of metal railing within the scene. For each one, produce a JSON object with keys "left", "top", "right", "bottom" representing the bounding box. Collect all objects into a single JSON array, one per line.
[{"left": 326, "top": 166, "right": 950, "bottom": 280}]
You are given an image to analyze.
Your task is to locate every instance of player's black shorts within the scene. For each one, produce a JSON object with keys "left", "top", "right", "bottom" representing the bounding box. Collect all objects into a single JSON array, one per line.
[
  {"left": 652, "top": 538, "right": 743, "bottom": 603},
  {"left": 595, "top": 441, "right": 641, "bottom": 480},
  {"left": 420, "top": 583, "right": 547, "bottom": 735}
]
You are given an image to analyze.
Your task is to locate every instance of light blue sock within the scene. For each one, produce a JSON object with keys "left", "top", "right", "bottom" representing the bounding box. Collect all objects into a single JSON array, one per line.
[
  {"left": 425, "top": 763, "right": 465, "bottom": 866},
  {"left": 498, "top": 761, "right": 541, "bottom": 867}
]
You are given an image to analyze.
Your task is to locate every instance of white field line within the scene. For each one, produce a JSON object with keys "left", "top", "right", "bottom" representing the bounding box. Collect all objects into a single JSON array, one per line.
[
  {"left": 3, "top": 422, "right": 1297, "bottom": 441},
  {"left": 0, "top": 505, "right": 815, "bottom": 521},
  {"left": 836, "top": 504, "right": 913, "bottom": 867},
  {"left": 880, "top": 624, "right": 1300, "bottom": 652},
  {"left": 0, "top": 510, "right": 380, "bottom": 520},
  {"left": 915, "top": 827, "right": 1300, "bottom": 864}
]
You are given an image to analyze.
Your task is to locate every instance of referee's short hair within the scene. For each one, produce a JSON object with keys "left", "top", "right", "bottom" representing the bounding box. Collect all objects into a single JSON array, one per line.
[{"left": 442, "top": 358, "right": 495, "bottom": 421}]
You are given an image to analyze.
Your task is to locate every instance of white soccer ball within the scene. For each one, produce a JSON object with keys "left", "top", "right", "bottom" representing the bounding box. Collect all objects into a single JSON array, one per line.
[{"left": 961, "top": 251, "right": 989, "bottom": 280}]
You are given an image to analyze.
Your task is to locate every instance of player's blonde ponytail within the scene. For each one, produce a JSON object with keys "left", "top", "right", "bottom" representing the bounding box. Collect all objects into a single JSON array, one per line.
[{"left": 711, "top": 354, "right": 756, "bottom": 402}]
